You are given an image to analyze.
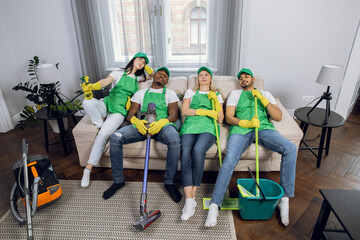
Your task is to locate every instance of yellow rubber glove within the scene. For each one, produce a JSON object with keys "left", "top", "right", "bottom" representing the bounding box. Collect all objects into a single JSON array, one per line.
[
  {"left": 125, "top": 96, "right": 131, "bottom": 111},
  {"left": 130, "top": 116, "right": 148, "bottom": 135},
  {"left": 81, "top": 82, "right": 101, "bottom": 100},
  {"left": 252, "top": 89, "right": 270, "bottom": 107},
  {"left": 144, "top": 65, "right": 154, "bottom": 75},
  {"left": 196, "top": 109, "right": 218, "bottom": 120},
  {"left": 207, "top": 91, "right": 222, "bottom": 112},
  {"left": 148, "top": 119, "right": 169, "bottom": 135},
  {"left": 80, "top": 76, "right": 93, "bottom": 100},
  {"left": 238, "top": 117, "right": 260, "bottom": 128},
  {"left": 85, "top": 82, "right": 102, "bottom": 91}
]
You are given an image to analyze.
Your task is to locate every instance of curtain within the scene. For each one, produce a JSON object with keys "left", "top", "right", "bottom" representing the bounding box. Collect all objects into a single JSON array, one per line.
[
  {"left": 71, "top": 0, "right": 108, "bottom": 98},
  {"left": 70, "top": 0, "right": 154, "bottom": 76},
  {"left": 71, "top": 0, "right": 243, "bottom": 77},
  {"left": 224, "top": 0, "right": 244, "bottom": 76},
  {"left": 335, "top": 19, "right": 360, "bottom": 119},
  {"left": 0, "top": 86, "right": 14, "bottom": 132}
]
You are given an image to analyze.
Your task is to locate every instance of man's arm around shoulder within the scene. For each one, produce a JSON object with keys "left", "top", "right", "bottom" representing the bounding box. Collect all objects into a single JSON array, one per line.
[{"left": 167, "top": 102, "right": 178, "bottom": 123}]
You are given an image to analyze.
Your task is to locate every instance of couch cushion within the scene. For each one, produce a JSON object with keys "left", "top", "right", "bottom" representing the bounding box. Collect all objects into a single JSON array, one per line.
[
  {"left": 138, "top": 76, "right": 187, "bottom": 99},
  {"left": 72, "top": 115, "right": 100, "bottom": 166},
  {"left": 187, "top": 75, "right": 264, "bottom": 101}
]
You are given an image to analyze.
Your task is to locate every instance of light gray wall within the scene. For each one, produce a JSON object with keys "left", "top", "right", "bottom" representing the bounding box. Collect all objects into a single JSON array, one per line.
[
  {"left": 239, "top": 0, "right": 360, "bottom": 113},
  {"left": 0, "top": 7, "right": 26, "bottom": 117},
  {"left": 0, "top": 0, "right": 82, "bottom": 118}
]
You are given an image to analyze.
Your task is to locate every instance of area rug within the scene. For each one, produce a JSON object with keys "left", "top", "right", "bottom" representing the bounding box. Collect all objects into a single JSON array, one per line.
[{"left": 0, "top": 180, "right": 236, "bottom": 239}]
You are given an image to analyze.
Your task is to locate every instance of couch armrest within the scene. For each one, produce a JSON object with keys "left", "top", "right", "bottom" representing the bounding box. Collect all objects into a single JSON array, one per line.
[
  {"left": 272, "top": 98, "right": 303, "bottom": 141},
  {"left": 72, "top": 115, "right": 100, "bottom": 167}
]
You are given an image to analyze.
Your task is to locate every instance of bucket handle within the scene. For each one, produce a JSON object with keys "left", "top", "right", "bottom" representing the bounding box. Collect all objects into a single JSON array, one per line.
[{"left": 247, "top": 167, "right": 267, "bottom": 200}]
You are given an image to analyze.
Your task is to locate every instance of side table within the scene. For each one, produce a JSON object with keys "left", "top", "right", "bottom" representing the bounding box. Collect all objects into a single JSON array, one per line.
[
  {"left": 312, "top": 189, "right": 360, "bottom": 240},
  {"left": 294, "top": 107, "right": 345, "bottom": 167},
  {"left": 35, "top": 108, "right": 78, "bottom": 156}
]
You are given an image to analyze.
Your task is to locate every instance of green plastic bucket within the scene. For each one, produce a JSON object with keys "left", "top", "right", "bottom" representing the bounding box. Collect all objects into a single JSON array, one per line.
[{"left": 237, "top": 178, "right": 284, "bottom": 220}]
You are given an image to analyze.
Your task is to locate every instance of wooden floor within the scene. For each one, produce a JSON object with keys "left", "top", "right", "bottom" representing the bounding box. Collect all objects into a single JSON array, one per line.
[{"left": 1, "top": 102, "right": 359, "bottom": 239}]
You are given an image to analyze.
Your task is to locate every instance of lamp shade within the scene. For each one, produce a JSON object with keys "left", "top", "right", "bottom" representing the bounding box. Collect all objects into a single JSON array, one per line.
[
  {"left": 315, "top": 64, "right": 344, "bottom": 87},
  {"left": 37, "top": 63, "right": 61, "bottom": 84}
]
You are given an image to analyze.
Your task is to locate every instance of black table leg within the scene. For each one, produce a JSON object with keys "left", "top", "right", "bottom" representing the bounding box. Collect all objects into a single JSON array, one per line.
[
  {"left": 317, "top": 127, "right": 327, "bottom": 168},
  {"left": 325, "top": 128, "right": 332, "bottom": 155},
  {"left": 300, "top": 123, "right": 309, "bottom": 146},
  {"left": 302, "top": 123, "right": 309, "bottom": 136},
  {"left": 71, "top": 114, "right": 78, "bottom": 124},
  {"left": 43, "top": 120, "right": 49, "bottom": 152},
  {"left": 57, "top": 118, "right": 69, "bottom": 156},
  {"left": 311, "top": 198, "right": 331, "bottom": 240},
  {"left": 299, "top": 121, "right": 305, "bottom": 130}
]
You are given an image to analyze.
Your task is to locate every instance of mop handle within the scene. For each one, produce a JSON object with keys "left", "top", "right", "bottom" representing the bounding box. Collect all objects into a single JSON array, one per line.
[
  {"left": 212, "top": 100, "right": 222, "bottom": 166},
  {"left": 254, "top": 96, "right": 260, "bottom": 197},
  {"left": 142, "top": 135, "right": 151, "bottom": 194},
  {"left": 212, "top": 99, "right": 231, "bottom": 199}
]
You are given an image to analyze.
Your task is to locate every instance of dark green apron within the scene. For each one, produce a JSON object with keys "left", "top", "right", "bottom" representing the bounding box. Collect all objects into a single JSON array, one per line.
[
  {"left": 229, "top": 90, "right": 275, "bottom": 136},
  {"left": 140, "top": 86, "right": 177, "bottom": 130},
  {"left": 103, "top": 71, "right": 138, "bottom": 116},
  {"left": 180, "top": 90, "right": 219, "bottom": 136}
]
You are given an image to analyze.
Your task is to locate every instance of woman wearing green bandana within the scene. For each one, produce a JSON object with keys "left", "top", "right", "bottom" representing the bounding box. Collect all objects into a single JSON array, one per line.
[
  {"left": 179, "top": 67, "right": 224, "bottom": 220},
  {"left": 81, "top": 52, "right": 151, "bottom": 188}
]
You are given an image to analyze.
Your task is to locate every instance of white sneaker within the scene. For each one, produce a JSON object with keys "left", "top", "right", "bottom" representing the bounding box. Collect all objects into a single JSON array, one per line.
[
  {"left": 204, "top": 203, "right": 219, "bottom": 227},
  {"left": 277, "top": 197, "right": 289, "bottom": 226},
  {"left": 181, "top": 198, "right": 196, "bottom": 220},
  {"left": 81, "top": 168, "right": 91, "bottom": 188}
]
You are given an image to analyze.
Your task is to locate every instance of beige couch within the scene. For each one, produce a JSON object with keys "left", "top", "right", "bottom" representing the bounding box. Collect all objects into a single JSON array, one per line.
[{"left": 73, "top": 75, "right": 303, "bottom": 172}]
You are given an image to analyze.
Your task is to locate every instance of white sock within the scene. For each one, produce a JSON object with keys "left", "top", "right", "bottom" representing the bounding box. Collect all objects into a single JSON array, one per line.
[
  {"left": 204, "top": 203, "right": 219, "bottom": 227},
  {"left": 278, "top": 197, "right": 289, "bottom": 226},
  {"left": 81, "top": 168, "right": 91, "bottom": 188},
  {"left": 181, "top": 198, "right": 196, "bottom": 220}
]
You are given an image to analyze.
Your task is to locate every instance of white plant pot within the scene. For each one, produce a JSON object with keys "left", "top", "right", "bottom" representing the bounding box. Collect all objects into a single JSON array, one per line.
[{"left": 48, "top": 118, "right": 68, "bottom": 133}]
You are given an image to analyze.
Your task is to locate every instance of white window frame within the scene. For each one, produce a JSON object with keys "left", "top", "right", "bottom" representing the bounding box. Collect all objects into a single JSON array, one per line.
[
  {"left": 162, "top": 1, "right": 209, "bottom": 66},
  {"left": 94, "top": 0, "right": 228, "bottom": 73}
]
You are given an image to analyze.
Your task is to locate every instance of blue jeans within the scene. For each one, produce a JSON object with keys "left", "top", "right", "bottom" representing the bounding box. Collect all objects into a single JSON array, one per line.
[
  {"left": 181, "top": 133, "right": 216, "bottom": 187},
  {"left": 211, "top": 130, "right": 297, "bottom": 207},
  {"left": 109, "top": 124, "right": 181, "bottom": 185}
]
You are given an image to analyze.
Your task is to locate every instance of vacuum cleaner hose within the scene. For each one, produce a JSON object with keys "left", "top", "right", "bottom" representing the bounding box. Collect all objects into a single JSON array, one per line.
[
  {"left": 31, "top": 177, "right": 41, "bottom": 216},
  {"left": 9, "top": 183, "right": 26, "bottom": 224}
]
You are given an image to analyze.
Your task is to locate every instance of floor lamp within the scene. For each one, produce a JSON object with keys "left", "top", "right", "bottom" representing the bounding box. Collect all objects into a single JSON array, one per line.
[
  {"left": 37, "top": 63, "right": 64, "bottom": 117},
  {"left": 307, "top": 64, "right": 344, "bottom": 124}
]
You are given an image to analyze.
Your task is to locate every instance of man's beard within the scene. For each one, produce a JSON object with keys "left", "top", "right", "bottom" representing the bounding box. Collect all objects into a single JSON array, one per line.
[
  {"left": 241, "top": 83, "right": 250, "bottom": 90},
  {"left": 155, "top": 81, "right": 162, "bottom": 86},
  {"left": 241, "top": 81, "right": 253, "bottom": 90}
]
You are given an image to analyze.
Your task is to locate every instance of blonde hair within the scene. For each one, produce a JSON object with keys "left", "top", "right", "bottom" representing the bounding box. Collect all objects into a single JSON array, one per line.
[{"left": 194, "top": 74, "right": 216, "bottom": 92}]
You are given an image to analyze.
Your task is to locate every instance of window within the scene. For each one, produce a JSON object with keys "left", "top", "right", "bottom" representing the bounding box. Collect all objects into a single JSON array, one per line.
[
  {"left": 105, "top": 0, "right": 154, "bottom": 67},
  {"left": 163, "top": 1, "right": 208, "bottom": 65},
  {"left": 110, "top": 1, "right": 153, "bottom": 62},
  {"left": 91, "top": 0, "right": 229, "bottom": 73},
  {"left": 190, "top": 7, "right": 207, "bottom": 53}
]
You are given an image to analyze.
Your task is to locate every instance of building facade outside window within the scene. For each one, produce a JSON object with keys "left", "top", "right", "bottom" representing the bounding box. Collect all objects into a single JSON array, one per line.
[
  {"left": 190, "top": 7, "right": 207, "bottom": 54},
  {"left": 91, "top": 0, "right": 230, "bottom": 73}
]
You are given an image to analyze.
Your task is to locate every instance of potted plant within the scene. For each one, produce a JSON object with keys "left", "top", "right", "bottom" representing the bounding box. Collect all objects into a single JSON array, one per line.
[{"left": 13, "top": 56, "right": 82, "bottom": 131}]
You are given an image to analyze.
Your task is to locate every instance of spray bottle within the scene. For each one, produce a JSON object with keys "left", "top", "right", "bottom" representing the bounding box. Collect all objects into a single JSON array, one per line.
[{"left": 80, "top": 75, "right": 93, "bottom": 100}]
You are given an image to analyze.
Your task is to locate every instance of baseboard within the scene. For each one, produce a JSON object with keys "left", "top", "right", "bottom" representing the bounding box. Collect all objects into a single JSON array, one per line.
[
  {"left": 287, "top": 109, "right": 295, "bottom": 118},
  {"left": 11, "top": 112, "right": 21, "bottom": 125}
]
